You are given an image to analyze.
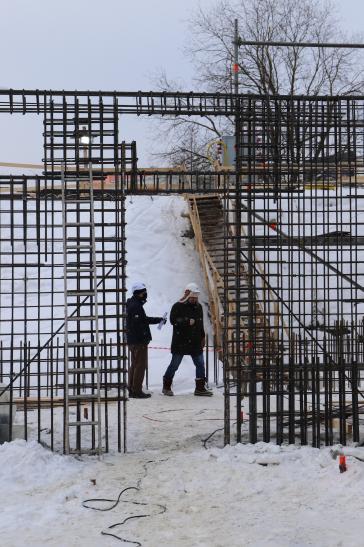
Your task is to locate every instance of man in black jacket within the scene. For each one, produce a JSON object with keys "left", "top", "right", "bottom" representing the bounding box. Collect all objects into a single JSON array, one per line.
[
  {"left": 162, "top": 283, "right": 213, "bottom": 397},
  {"left": 126, "top": 282, "right": 164, "bottom": 398}
]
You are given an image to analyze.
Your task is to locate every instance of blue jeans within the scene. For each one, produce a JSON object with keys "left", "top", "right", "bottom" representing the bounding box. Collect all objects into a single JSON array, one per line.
[{"left": 164, "top": 353, "right": 206, "bottom": 380}]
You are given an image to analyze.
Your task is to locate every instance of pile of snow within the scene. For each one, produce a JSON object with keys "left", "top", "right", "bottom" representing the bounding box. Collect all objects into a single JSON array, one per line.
[{"left": 1, "top": 432, "right": 364, "bottom": 546}]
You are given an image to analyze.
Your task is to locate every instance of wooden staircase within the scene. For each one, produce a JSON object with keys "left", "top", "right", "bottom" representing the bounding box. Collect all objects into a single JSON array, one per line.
[{"left": 187, "top": 194, "right": 280, "bottom": 386}]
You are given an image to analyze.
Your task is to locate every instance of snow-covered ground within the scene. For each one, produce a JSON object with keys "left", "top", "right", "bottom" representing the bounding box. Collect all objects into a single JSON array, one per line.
[
  {"left": 1, "top": 194, "right": 364, "bottom": 546},
  {"left": 2, "top": 398, "right": 364, "bottom": 547}
]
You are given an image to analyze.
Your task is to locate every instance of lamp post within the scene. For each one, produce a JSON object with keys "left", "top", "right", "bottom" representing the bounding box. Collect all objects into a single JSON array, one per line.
[
  {"left": 79, "top": 126, "right": 91, "bottom": 154},
  {"left": 78, "top": 125, "right": 91, "bottom": 190}
]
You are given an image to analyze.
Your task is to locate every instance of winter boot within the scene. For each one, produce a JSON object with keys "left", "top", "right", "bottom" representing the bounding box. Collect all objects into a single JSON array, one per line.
[
  {"left": 129, "top": 391, "right": 151, "bottom": 399},
  {"left": 194, "top": 378, "right": 213, "bottom": 397},
  {"left": 162, "top": 376, "right": 174, "bottom": 396}
]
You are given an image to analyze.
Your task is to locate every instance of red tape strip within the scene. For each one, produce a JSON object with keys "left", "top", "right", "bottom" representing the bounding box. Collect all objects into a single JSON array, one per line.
[{"left": 148, "top": 346, "right": 217, "bottom": 352}]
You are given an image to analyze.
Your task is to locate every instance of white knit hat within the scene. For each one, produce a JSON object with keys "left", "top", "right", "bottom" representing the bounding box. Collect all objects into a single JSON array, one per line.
[
  {"left": 132, "top": 281, "right": 146, "bottom": 292},
  {"left": 179, "top": 282, "right": 200, "bottom": 303},
  {"left": 185, "top": 282, "right": 200, "bottom": 293}
]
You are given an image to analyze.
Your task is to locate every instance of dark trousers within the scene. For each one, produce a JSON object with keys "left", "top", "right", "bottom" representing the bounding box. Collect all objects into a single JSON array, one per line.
[
  {"left": 164, "top": 352, "right": 206, "bottom": 380},
  {"left": 128, "top": 344, "right": 148, "bottom": 393}
]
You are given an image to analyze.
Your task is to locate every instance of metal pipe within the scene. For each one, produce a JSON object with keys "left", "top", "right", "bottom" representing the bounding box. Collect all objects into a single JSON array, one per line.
[{"left": 235, "top": 39, "right": 364, "bottom": 49}]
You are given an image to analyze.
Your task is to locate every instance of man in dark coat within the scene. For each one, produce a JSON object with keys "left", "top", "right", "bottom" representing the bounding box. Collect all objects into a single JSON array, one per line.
[
  {"left": 162, "top": 283, "right": 213, "bottom": 397},
  {"left": 126, "top": 282, "right": 164, "bottom": 398}
]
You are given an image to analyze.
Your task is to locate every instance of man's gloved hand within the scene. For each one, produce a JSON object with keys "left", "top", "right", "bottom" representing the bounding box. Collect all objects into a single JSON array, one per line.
[{"left": 201, "top": 336, "right": 206, "bottom": 348}]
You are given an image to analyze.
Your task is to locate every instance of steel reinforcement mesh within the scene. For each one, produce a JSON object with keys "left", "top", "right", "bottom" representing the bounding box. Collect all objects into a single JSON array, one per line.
[
  {"left": 224, "top": 96, "right": 364, "bottom": 446},
  {"left": 1, "top": 90, "right": 364, "bottom": 450},
  {"left": 0, "top": 179, "right": 127, "bottom": 453}
]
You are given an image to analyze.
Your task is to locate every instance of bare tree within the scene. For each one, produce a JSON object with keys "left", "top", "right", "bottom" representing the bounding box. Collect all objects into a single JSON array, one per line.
[
  {"left": 189, "top": 0, "right": 363, "bottom": 96},
  {"left": 151, "top": 0, "right": 363, "bottom": 167},
  {"left": 149, "top": 71, "right": 229, "bottom": 168}
]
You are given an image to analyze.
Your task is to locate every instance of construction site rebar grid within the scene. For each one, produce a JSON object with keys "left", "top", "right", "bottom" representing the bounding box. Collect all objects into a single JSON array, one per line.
[
  {"left": 0, "top": 96, "right": 128, "bottom": 454},
  {"left": 224, "top": 95, "right": 364, "bottom": 447},
  {"left": 0, "top": 90, "right": 364, "bottom": 450}
]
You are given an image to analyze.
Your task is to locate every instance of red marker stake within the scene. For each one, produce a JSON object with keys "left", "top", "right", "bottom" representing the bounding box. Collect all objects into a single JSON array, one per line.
[{"left": 339, "top": 455, "right": 347, "bottom": 473}]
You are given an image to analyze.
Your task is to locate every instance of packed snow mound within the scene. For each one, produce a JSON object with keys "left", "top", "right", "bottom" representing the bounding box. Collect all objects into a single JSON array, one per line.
[
  {"left": 0, "top": 440, "right": 83, "bottom": 492},
  {"left": 2, "top": 435, "right": 364, "bottom": 547}
]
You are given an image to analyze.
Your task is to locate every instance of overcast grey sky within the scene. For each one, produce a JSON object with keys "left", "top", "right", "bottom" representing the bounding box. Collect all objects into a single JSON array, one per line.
[{"left": 0, "top": 0, "right": 363, "bottom": 166}]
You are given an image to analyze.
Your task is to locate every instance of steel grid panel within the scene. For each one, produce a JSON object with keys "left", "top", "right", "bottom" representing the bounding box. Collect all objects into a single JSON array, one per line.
[
  {"left": 224, "top": 95, "right": 364, "bottom": 446},
  {"left": 1, "top": 90, "right": 364, "bottom": 450}
]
